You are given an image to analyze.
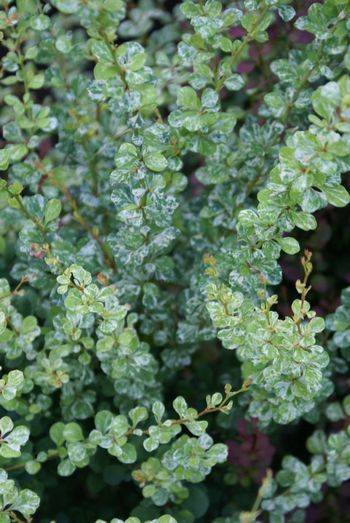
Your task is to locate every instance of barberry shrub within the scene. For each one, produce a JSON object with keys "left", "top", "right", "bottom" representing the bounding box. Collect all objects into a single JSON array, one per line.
[{"left": 0, "top": 0, "right": 350, "bottom": 521}]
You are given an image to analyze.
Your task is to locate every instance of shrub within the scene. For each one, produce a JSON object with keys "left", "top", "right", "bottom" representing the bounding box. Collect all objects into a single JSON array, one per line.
[{"left": 0, "top": 0, "right": 350, "bottom": 521}]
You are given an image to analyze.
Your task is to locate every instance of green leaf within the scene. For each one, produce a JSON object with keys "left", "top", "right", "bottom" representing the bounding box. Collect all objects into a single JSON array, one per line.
[
  {"left": 277, "top": 237, "right": 300, "bottom": 255},
  {"left": 224, "top": 74, "right": 245, "bottom": 91},
  {"left": 57, "top": 459, "right": 76, "bottom": 476},
  {"left": 306, "top": 430, "right": 326, "bottom": 454},
  {"left": 343, "top": 396, "right": 350, "bottom": 416},
  {"left": 0, "top": 416, "right": 13, "bottom": 435},
  {"left": 31, "top": 14, "right": 50, "bottom": 31},
  {"left": 94, "top": 64, "right": 120, "bottom": 80},
  {"left": 143, "top": 437, "right": 159, "bottom": 452},
  {"left": 8, "top": 182, "right": 23, "bottom": 195},
  {"left": 6, "top": 144, "right": 28, "bottom": 161},
  {"left": 177, "top": 86, "right": 200, "bottom": 110},
  {"left": 278, "top": 5, "right": 295, "bottom": 22},
  {"left": 28, "top": 73, "right": 45, "bottom": 90},
  {"left": 143, "top": 152, "right": 168, "bottom": 172},
  {"left": 5, "top": 425, "right": 30, "bottom": 450},
  {"left": 173, "top": 396, "right": 188, "bottom": 418},
  {"left": 118, "top": 443, "right": 137, "bottom": 464},
  {"left": 0, "top": 311, "right": 6, "bottom": 335},
  {"left": 309, "top": 317, "right": 325, "bottom": 333},
  {"left": 55, "top": 35, "right": 73, "bottom": 54},
  {"left": 44, "top": 199, "right": 62, "bottom": 224},
  {"left": 49, "top": 423, "right": 65, "bottom": 446},
  {"left": 292, "top": 211, "right": 317, "bottom": 231},
  {"left": 63, "top": 422, "right": 84, "bottom": 443},
  {"left": 95, "top": 411, "right": 113, "bottom": 433},
  {"left": 0, "top": 149, "right": 10, "bottom": 170},
  {"left": 129, "top": 406, "right": 148, "bottom": 426},
  {"left": 17, "top": 0, "right": 37, "bottom": 14},
  {"left": 152, "top": 401, "right": 165, "bottom": 422},
  {"left": 11, "top": 489, "right": 40, "bottom": 517},
  {"left": 51, "top": 0, "right": 80, "bottom": 13},
  {"left": 110, "top": 415, "right": 129, "bottom": 437},
  {"left": 67, "top": 441, "right": 87, "bottom": 463},
  {"left": 158, "top": 517, "right": 177, "bottom": 523},
  {"left": 324, "top": 185, "right": 350, "bottom": 208},
  {"left": 116, "top": 42, "right": 146, "bottom": 71},
  {"left": 6, "top": 370, "right": 24, "bottom": 388},
  {"left": 91, "top": 40, "right": 115, "bottom": 64},
  {"left": 25, "top": 460, "right": 41, "bottom": 475},
  {"left": 312, "top": 82, "right": 340, "bottom": 119}
]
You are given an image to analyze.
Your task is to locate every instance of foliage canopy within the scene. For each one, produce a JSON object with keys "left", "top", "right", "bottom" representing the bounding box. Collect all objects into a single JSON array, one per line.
[{"left": 0, "top": 0, "right": 350, "bottom": 521}]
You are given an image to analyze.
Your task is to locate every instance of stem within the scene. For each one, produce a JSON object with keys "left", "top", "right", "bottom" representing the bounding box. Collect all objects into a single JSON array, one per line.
[
  {"left": 0, "top": 276, "right": 28, "bottom": 302},
  {"left": 242, "top": 470, "right": 273, "bottom": 523},
  {"left": 42, "top": 170, "right": 116, "bottom": 271},
  {"left": 126, "top": 383, "right": 250, "bottom": 437},
  {"left": 5, "top": 450, "right": 59, "bottom": 473},
  {"left": 216, "top": 5, "right": 270, "bottom": 91},
  {"left": 8, "top": 512, "right": 28, "bottom": 523},
  {"left": 7, "top": 191, "right": 49, "bottom": 241}
]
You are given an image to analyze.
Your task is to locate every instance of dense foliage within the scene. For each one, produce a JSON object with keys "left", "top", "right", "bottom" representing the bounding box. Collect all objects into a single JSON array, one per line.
[{"left": 0, "top": 0, "right": 350, "bottom": 521}]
